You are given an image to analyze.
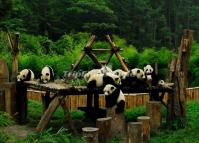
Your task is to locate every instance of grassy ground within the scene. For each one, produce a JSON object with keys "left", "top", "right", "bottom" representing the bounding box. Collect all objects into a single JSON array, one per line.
[{"left": 0, "top": 100, "right": 199, "bottom": 143}]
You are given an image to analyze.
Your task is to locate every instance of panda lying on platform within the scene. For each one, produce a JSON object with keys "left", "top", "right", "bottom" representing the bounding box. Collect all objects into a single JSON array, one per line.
[
  {"left": 17, "top": 69, "right": 34, "bottom": 82},
  {"left": 84, "top": 66, "right": 112, "bottom": 82},
  {"left": 103, "top": 84, "right": 125, "bottom": 114}
]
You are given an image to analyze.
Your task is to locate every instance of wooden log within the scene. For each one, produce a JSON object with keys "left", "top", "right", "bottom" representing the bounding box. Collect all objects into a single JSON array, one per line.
[
  {"left": 82, "top": 127, "right": 99, "bottom": 143},
  {"left": 96, "top": 117, "right": 112, "bottom": 143},
  {"left": 11, "top": 32, "right": 20, "bottom": 82},
  {"left": 86, "top": 51, "right": 102, "bottom": 68},
  {"left": 137, "top": 116, "right": 151, "bottom": 143},
  {"left": 41, "top": 91, "right": 52, "bottom": 113},
  {"left": 127, "top": 122, "right": 143, "bottom": 143},
  {"left": 61, "top": 98, "right": 77, "bottom": 135},
  {"left": 106, "top": 108, "right": 126, "bottom": 138},
  {"left": 146, "top": 101, "right": 161, "bottom": 131},
  {"left": 16, "top": 82, "right": 27, "bottom": 124},
  {"left": 4, "top": 82, "right": 17, "bottom": 116},
  {"left": 36, "top": 96, "right": 64, "bottom": 132},
  {"left": 71, "top": 52, "right": 86, "bottom": 71}
]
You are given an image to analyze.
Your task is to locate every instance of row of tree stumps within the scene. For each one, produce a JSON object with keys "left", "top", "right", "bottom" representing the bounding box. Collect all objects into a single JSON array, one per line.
[{"left": 82, "top": 101, "right": 161, "bottom": 143}]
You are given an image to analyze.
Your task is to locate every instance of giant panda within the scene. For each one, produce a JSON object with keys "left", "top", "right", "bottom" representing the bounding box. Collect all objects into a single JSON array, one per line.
[
  {"left": 84, "top": 66, "right": 112, "bottom": 82},
  {"left": 103, "top": 84, "right": 125, "bottom": 114},
  {"left": 17, "top": 69, "right": 34, "bottom": 82},
  {"left": 143, "top": 64, "right": 159, "bottom": 86},
  {"left": 40, "top": 66, "right": 54, "bottom": 83},
  {"left": 86, "top": 72, "right": 121, "bottom": 108},
  {"left": 113, "top": 69, "right": 128, "bottom": 80},
  {"left": 122, "top": 68, "right": 146, "bottom": 87},
  {"left": 87, "top": 72, "right": 121, "bottom": 88}
]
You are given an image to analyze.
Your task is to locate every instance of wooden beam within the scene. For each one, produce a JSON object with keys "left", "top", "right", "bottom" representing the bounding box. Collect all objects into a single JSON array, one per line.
[
  {"left": 86, "top": 51, "right": 102, "bottom": 68},
  {"left": 71, "top": 52, "right": 86, "bottom": 71},
  {"left": 105, "top": 35, "right": 128, "bottom": 71},
  {"left": 36, "top": 96, "right": 64, "bottom": 132}
]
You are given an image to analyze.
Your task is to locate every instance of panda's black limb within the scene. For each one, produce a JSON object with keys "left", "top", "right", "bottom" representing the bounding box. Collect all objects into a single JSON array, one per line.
[{"left": 116, "top": 101, "right": 125, "bottom": 114}]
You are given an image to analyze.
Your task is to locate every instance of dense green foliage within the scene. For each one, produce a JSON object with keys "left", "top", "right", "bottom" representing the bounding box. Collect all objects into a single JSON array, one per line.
[{"left": 0, "top": 0, "right": 199, "bottom": 49}]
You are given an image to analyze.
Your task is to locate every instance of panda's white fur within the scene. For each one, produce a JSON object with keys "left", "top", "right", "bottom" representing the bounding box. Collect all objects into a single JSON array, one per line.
[
  {"left": 84, "top": 66, "right": 112, "bottom": 82},
  {"left": 130, "top": 68, "right": 145, "bottom": 80},
  {"left": 113, "top": 69, "right": 128, "bottom": 80},
  {"left": 143, "top": 64, "right": 153, "bottom": 74},
  {"left": 87, "top": 72, "right": 121, "bottom": 87},
  {"left": 84, "top": 69, "right": 102, "bottom": 81},
  {"left": 17, "top": 69, "right": 34, "bottom": 82},
  {"left": 40, "top": 66, "right": 54, "bottom": 83},
  {"left": 103, "top": 84, "right": 125, "bottom": 114}
]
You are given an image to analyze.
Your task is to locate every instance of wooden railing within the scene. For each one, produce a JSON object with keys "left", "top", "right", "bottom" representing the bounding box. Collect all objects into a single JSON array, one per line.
[{"left": 27, "top": 87, "right": 199, "bottom": 110}]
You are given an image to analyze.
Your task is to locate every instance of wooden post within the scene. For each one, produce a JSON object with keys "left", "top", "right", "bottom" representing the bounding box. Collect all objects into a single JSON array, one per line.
[
  {"left": 137, "top": 116, "right": 151, "bottom": 143},
  {"left": 146, "top": 101, "right": 161, "bottom": 131},
  {"left": 167, "top": 29, "right": 193, "bottom": 129},
  {"left": 96, "top": 117, "right": 112, "bottom": 143},
  {"left": 16, "top": 82, "right": 27, "bottom": 124},
  {"left": 106, "top": 108, "right": 126, "bottom": 138},
  {"left": 127, "top": 122, "right": 143, "bottom": 143},
  {"left": 41, "top": 91, "right": 52, "bottom": 113},
  {"left": 7, "top": 32, "right": 20, "bottom": 82},
  {"left": 0, "top": 88, "right": 5, "bottom": 111},
  {"left": 0, "top": 59, "right": 9, "bottom": 112},
  {"left": 36, "top": 96, "right": 64, "bottom": 132},
  {"left": 4, "top": 82, "right": 17, "bottom": 116},
  {"left": 82, "top": 127, "right": 99, "bottom": 143},
  {"left": 61, "top": 98, "right": 77, "bottom": 135}
]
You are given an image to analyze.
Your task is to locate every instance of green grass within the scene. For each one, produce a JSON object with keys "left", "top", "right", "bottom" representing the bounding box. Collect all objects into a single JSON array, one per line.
[
  {"left": 0, "top": 111, "right": 14, "bottom": 127},
  {"left": 150, "top": 101, "right": 199, "bottom": 143},
  {"left": 1, "top": 100, "right": 199, "bottom": 143}
]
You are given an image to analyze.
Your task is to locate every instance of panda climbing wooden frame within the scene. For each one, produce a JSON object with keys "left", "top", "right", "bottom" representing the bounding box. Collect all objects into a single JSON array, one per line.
[{"left": 71, "top": 35, "right": 128, "bottom": 72}]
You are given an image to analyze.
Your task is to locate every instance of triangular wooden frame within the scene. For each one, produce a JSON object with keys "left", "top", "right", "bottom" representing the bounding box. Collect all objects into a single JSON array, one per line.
[{"left": 71, "top": 34, "right": 128, "bottom": 71}]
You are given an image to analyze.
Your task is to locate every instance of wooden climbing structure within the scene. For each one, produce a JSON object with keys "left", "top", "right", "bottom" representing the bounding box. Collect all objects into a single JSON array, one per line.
[{"left": 71, "top": 35, "right": 128, "bottom": 72}]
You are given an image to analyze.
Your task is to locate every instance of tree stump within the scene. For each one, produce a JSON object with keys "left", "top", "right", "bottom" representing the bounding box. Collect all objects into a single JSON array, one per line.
[
  {"left": 127, "top": 122, "right": 143, "bottom": 143},
  {"left": 137, "top": 116, "right": 150, "bottom": 143},
  {"left": 146, "top": 101, "right": 161, "bottom": 131},
  {"left": 106, "top": 108, "right": 126, "bottom": 138},
  {"left": 96, "top": 117, "right": 112, "bottom": 143},
  {"left": 82, "top": 127, "right": 99, "bottom": 143}
]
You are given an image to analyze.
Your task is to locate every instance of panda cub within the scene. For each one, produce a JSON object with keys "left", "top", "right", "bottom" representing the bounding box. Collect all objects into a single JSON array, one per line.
[
  {"left": 103, "top": 84, "right": 125, "bottom": 114},
  {"left": 122, "top": 68, "right": 146, "bottom": 87},
  {"left": 143, "top": 64, "right": 159, "bottom": 86},
  {"left": 40, "top": 66, "right": 54, "bottom": 83},
  {"left": 17, "top": 69, "right": 34, "bottom": 82},
  {"left": 84, "top": 66, "right": 112, "bottom": 82},
  {"left": 87, "top": 72, "right": 121, "bottom": 88},
  {"left": 113, "top": 69, "right": 128, "bottom": 80}
]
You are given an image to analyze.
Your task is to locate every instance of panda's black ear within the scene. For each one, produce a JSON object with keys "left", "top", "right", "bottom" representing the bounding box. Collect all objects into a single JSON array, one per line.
[
  {"left": 143, "top": 64, "right": 147, "bottom": 67},
  {"left": 137, "top": 69, "right": 140, "bottom": 73}
]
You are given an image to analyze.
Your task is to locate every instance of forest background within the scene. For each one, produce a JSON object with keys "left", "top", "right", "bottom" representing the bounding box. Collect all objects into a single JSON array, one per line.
[{"left": 0, "top": 0, "right": 199, "bottom": 86}]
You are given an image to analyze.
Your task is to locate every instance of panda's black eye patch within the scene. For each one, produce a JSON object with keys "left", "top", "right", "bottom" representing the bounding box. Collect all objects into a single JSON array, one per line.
[
  {"left": 111, "top": 86, "right": 114, "bottom": 90},
  {"left": 137, "top": 70, "right": 140, "bottom": 73},
  {"left": 115, "top": 77, "right": 119, "bottom": 81},
  {"left": 46, "top": 73, "right": 49, "bottom": 76},
  {"left": 146, "top": 69, "right": 148, "bottom": 71},
  {"left": 23, "top": 75, "right": 25, "bottom": 78}
]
